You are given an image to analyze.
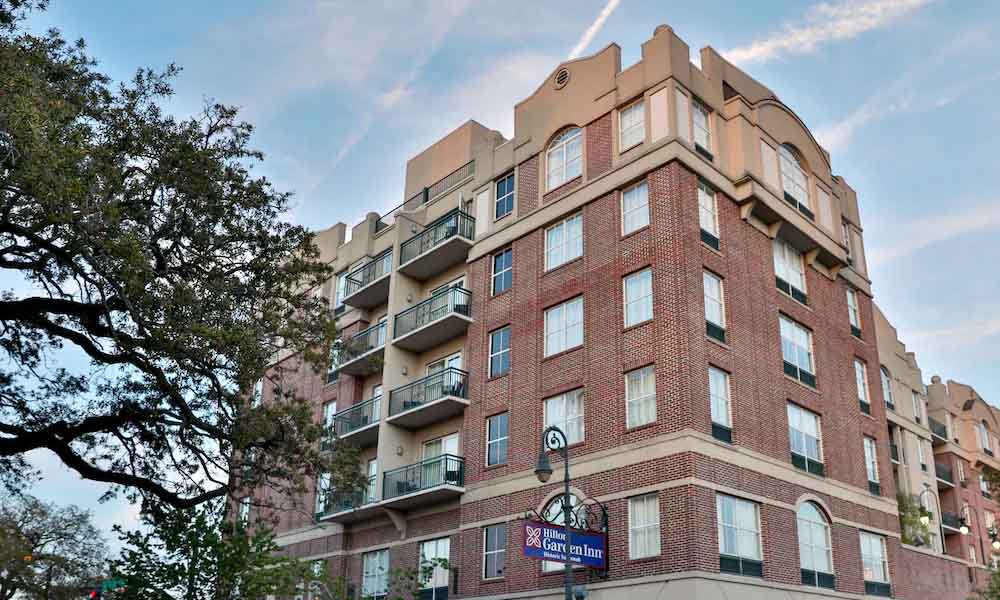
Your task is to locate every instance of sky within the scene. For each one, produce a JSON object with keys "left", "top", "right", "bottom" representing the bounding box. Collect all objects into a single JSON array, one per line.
[{"left": 15, "top": 0, "right": 1000, "bottom": 549}]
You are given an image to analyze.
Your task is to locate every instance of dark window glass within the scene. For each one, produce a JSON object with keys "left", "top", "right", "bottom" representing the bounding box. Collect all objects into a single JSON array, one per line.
[
  {"left": 487, "top": 413, "right": 509, "bottom": 466},
  {"left": 489, "top": 327, "right": 511, "bottom": 377},
  {"left": 495, "top": 173, "right": 515, "bottom": 219},
  {"left": 492, "top": 249, "right": 513, "bottom": 295}
]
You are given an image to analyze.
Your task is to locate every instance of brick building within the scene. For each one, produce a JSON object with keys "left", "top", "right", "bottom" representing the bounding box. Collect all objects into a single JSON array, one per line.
[{"left": 242, "top": 24, "right": 985, "bottom": 600}]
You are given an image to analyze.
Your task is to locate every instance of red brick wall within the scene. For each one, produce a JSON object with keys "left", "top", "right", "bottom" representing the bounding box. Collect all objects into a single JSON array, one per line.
[
  {"left": 895, "top": 547, "right": 977, "bottom": 600},
  {"left": 586, "top": 113, "right": 612, "bottom": 179},
  {"left": 517, "top": 155, "right": 539, "bottom": 215}
]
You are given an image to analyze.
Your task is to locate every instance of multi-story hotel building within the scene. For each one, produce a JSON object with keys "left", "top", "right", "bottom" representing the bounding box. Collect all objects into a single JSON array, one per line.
[{"left": 245, "top": 24, "right": 986, "bottom": 600}]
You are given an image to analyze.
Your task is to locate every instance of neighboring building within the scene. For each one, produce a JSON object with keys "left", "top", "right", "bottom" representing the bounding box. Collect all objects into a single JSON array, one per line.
[
  {"left": 928, "top": 376, "right": 1000, "bottom": 578},
  {"left": 244, "top": 24, "right": 981, "bottom": 600}
]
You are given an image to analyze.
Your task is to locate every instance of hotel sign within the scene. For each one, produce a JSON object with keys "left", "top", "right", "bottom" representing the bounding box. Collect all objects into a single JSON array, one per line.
[{"left": 522, "top": 520, "right": 608, "bottom": 570}]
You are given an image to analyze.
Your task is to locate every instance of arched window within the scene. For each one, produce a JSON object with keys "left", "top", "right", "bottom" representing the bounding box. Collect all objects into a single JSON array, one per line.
[
  {"left": 880, "top": 367, "right": 894, "bottom": 409},
  {"left": 547, "top": 128, "right": 582, "bottom": 191},
  {"left": 779, "top": 144, "right": 809, "bottom": 207},
  {"left": 797, "top": 502, "right": 834, "bottom": 588},
  {"left": 541, "top": 493, "right": 579, "bottom": 571}
]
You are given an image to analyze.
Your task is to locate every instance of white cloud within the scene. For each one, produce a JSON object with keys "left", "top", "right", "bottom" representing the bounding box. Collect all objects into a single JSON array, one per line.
[
  {"left": 568, "top": 0, "right": 622, "bottom": 60},
  {"left": 724, "top": 0, "right": 933, "bottom": 65},
  {"left": 868, "top": 201, "right": 1000, "bottom": 266},
  {"left": 907, "top": 316, "right": 1000, "bottom": 351}
]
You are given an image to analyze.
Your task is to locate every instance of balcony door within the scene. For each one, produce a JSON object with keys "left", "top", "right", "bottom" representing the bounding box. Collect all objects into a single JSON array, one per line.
[
  {"left": 422, "top": 433, "right": 459, "bottom": 487},
  {"left": 366, "top": 459, "right": 378, "bottom": 503},
  {"left": 426, "top": 353, "right": 463, "bottom": 402}
]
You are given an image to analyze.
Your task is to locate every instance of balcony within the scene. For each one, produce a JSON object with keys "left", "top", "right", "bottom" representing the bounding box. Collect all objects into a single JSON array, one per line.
[
  {"left": 936, "top": 462, "right": 955, "bottom": 489},
  {"left": 941, "top": 511, "right": 962, "bottom": 534},
  {"left": 339, "top": 322, "right": 386, "bottom": 376},
  {"left": 393, "top": 287, "right": 472, "bottom": 352},
  {"left": 329, "top": 396, "right": 381, "bottom": 448},
  {"left": 387, "top": 368, "right": 469, "bottom": 429},
  {"left": 343, "top": 249, "right": 392, "bottom": 309},
  {"left": 382, "top": 454, "right": 465, "bottom": 510},
  {"left": 398, "top": 210, "right": 475, "bottom": 280},
  {"left": 316, "top": 477, "right": 380, "bottom": 523},
  {"left": 930, "top": 417, "right": 948, "bottom": 445}
]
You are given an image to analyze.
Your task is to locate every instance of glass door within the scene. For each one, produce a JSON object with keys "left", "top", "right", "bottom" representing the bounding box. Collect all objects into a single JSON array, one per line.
[
  {"left": 422, "top": 433, "right": 459, "bottom": 488},
  {"left": 366, "top": 459, "right": 378, "bottom": 503}
]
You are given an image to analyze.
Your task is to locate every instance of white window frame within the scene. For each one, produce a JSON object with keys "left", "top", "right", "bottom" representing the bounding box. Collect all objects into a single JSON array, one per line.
[
  {"left": 544, "top": 296, "right": 584, "bottom": 356},
  {"left": 979, "top": 421, "right": 992, "bottom": 452},
  {"left": 855, "top": 360, "right": 870, "bottom": 407},
  {"left": 362, "top": 549, "right": 389, "bottom": 599},
  {"left": 846, "top": 288, "right": 860, "bottom": 330},
  {"left": 698, "top": 180, "right": 719, "bottom": 239},
  {"left": 958, "top": 460, "right": 966, "bottom": 483},
  {"left": 545, "top": 213, "right": 583, "bottom": 270},
  {"left": 489, "top": 326, "right": 511, "bottom": 378},
  {"left": 703, "top": 271, "right": 725, "bottom": 330},
  {"left": 238, "top": 496, "right": 250, "bottom": 525},
  {"left": 797, "top": 502, "right": 833, "bottom": 576},
  {"left": 787, "top": 403, "right": 823, "bottom": 465},
  {"left": 774, "top": 237, "right": 807, "bottom": 297},
  {"left": 315, "top": 472, "right": 330, "bottom": 514},
  {"left": 495, "top": 172, "right": 515, "bottom": 220},
  {"left": 619, "top": 100, "right": 645, "bottom": 151},
  {"left": 625, "top": 365, "right": 656, "bottom": 429},
  {"left": 621, "top": 181, "right": 650, "bottom": 235},
  {"left": 492, "top": 247, "right": 513, "bottom": 295},
  {"left": 544, "top": 389, "right": 584, "bottom": 447},
  {"left": 780, "top": 316, "right": 814, "bottom": 379},
  {"left": 251, "top": 378, "right": 263, "bottom": 407},
  {"left": 911, "top": 391, "right": 922, "bottom": 422},
  {"left": 628, "top": 494, "right": 661, "bottom": 559},
  {"left": 486, "top": 412, "right": 509, "bottom": 467},
  {"left": 917, "top": 438, "right": 926, "bottom": 467},
  {"left": 418, "top": 537, "right": 450, "bottom": 591},
  {"left": 709, "top": 366, "right": 731, "bottom": 429},
  {"left": 546, "top": 128, "right": 582, "bottom": 191},
  {"left": 323, "top": 401, "right": 337, "bottom": 429},
  {"left": 692, "top": 98, "right": 711, "bottom": 152},
  {"left": 880, "top": 367, "right": 893, "bottom": 408},
  {"left": 779, "top": 144, "right": 809, "bottom": 208},
  {"left": 859, "top": 532, "right": 889, "bottom": 584},
  {"left": 716, "top": 494, "right": 762, "bottom": 561},
  {"left": 623, "top": 268, "right": 653, "bottom": 327},
  {"left": 864, "top": 436, "right": 880, "bottom": 483},
  {"left": 334, "top": 270, "right": 348, "bottom": 308},
  {"left": 483, "top": 523, "right": 506, "bottom": 580}
]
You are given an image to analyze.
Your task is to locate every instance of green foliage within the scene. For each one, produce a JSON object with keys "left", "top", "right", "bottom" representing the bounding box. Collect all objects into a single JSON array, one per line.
[
  {"left": 0, "top": 493, "right": 109, "bottom": 600},
  {"left": 896, "top": 492, "right": 931, "bottom": 546}
]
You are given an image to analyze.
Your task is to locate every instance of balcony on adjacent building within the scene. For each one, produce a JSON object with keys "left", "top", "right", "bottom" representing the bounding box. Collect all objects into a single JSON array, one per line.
[
  {"left": 343, "top": 249, "right": 393, "bottom": 308},
  {"left": 326, "top": 396, "right": 381, "bottom": 448},
  {"left": 315, "top": 477, "right": 379, "bottom": 523},
  {"left": 930, "top": 417, "right": 948, "bottom": 445},
  {"left": 339, "top": 321, "right": 386, "bottom": 376},
  {"left": 397, "top": 209, "right": 475, "bottom": 280},
  {"left": 936, "top": 462, "right": 955, "bottom": 489},
  {"left": 393, "top": 287, "right": 472, "bottom": 352},
  {"left": 941, "top": 511, "right": 962, "bottom": 534},
  {"left": 387, "top": 368, "right": 469, "bottom": 429},
  {"left": 382, "top": 454, "right": 465, "bottom": 510}
]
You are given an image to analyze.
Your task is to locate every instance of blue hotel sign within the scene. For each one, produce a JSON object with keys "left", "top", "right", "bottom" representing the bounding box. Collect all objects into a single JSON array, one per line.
[{"left": 522, "top": 521, "right": 608, "bottom": 569}]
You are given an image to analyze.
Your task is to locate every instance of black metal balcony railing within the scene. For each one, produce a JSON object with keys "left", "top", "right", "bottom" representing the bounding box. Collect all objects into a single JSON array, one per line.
[
  {"left": 936, "top": 462, "right": 954, "bottom": 484},
  {"left": 399, "top": 210, "right": 475, "bottom": 265},
  {"left": 333, "top": 397, "right": 381, "bottom": 438},
  {"left": 394, "top": 287, "right": 471, "bottom": 339},
  {"left": 344, "top": 322, "right": 386, "bottom": 361},
  {"left": 942, "top": 511, "right": 962, "bottom": 530},
  {"left": 345, "top": 249, "right": 393, "bottom": 296},
  {"left": 318, "top": 476, "right": 377, "bottom": 516},
  {"left": 930, "top": 417, "right": 948, "bottom": 441},
  {"left": 389, "top": 368, "right": 469, "bottom": 416},
  {"left": 383, "top": 454, "right": 465, "bottom": 500}
]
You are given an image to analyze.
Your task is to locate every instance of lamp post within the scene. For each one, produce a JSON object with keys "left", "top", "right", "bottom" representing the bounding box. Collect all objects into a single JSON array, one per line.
[
  {"left": 959, "top": 503, "right": 1000, "bottom": 562},
  {"left": 535, "top": 425, "right": 574, "bottom": 600},
  {"left": 916, "top": 488, "right": 945, "bottom": 552}
]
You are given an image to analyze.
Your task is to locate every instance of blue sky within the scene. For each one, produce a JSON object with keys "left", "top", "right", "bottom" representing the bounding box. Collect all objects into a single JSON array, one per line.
[{"left": 18, "top": 0, "right": 1000, "bottom": 546}]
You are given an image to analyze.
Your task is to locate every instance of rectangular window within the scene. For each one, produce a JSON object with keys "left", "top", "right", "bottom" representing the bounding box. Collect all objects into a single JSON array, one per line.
[
  {"left": 362, "top": 550, "right": 389, "bottom": 599},
  {"left": 774, "top": 238, "right": 807, "bottom": 304},
  {"left": 917, "top": 438, "right": 926, "bottom": 469},
  {"left": 717, "top": 494, "right": 763, "bottom": 577},
  {"left": 698, "top": 180, "right": 720, "bottom": 249},
  {"left": 621, "top": 181, "right": 650, "bottom": 234},
  {"left": 483, "top": 523, "right": 506, "bottom": 579},
  {"left": 545, "top": 213, "right": 583, "bottom": 270},
  {"left": 489, "top": 326, "right": 511, "bottom": 377},
  {"left": 911, "top": 391, "right": 922, "bottom": 423},
  {"left": 544, "top": 389, "right": 584, "bottom": 447},
  {"left": 704, "top": 271, "right": 726, "bottom": 343},
  {"left": 315, "top": 472, "right": 330, "bottom": 514},
  {"left": 334, "top": 271, "right": 348, "bottom": 308},
  {"left": 629, "top": 494, "right": 661, "bottom": 559},
  {"left": 788, "top": 403, "right": 824, "bottom": 476},
  {"left": 419, "top": 538, "right": 450, "bottom": 591},
  {"left": 981, "top": 475, "right": 991, "bottom": 498},
  {"left": 486, "top": 413, "right": 509, "bottom": 466},
  {"left": 860, "top": 532, "right": 890, "bottom": 592},
  {"left": 623, "top": 268, "right": 653, "bottom": 327},
  {"left": 495, "top": 172, "right": 515, "bottom": 220},
  {"left": 251, "top": 378, "right": 264, "bottom": 407},
  {"left": 880, "top": 368, "right": 894, "bottom": 410},
  {"left": 780, "top": 316, "right": 815, "bottom": 387},
  {"left": 492, "top": 248, "right": 513, "bottom": 295},
  {"left": 958, "top": 460, "right": 966, "bottom": 483},
  {"left": 238, "top": 497, "right": 250, "bottom": 525},
  {"left": 692, "top": 99, "right": 712, "bottom": 158},
  {"left": 619, "top": 100, "right": 645, "bottom": 150},
  {"left": 864, "top": 436, "right": 881, "bottom": 496},
  {"left": 675, "top": 89, "right": 691, "bottom": 142},
  {"left": 544, "top": 297, "right": 584, "bottom": 356},
  {"left": 978, "top": 422, "right": 992, "bottom": 452},
  {"left": 710, "top": 367, "right": 732, "bottom": 442},
  {"left": 847, "top": 288, "right": 862, "bottom": 338},
  {"left": 855, "top": 360, "right": 871, "bottom": 414},
  {"left": 323, "top": 401, "right": 337, "bottom": 429},
  {"left": 625, "top": 365, "right": 656, "bottom": 428}
]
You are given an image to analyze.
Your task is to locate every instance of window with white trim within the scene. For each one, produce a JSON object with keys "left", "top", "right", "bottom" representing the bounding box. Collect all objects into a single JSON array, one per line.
[
  {"left": 846, "top": 288, "right": 861, "bottom": 337},
  {"left": 798, "top": 502, "right": 834, "bottom": 588},
  {"left": 880, "top": 367, "right": 894, "bottom": 410},
  {"left": 629, "top": 494, "right": 661, "bottom": 559},
  {"left": 544, "top": 296, "right": 583, "bottom": 356},
  {"left": 709, "top": 367, "right": 732, "bottom": 435},
  {"left": 315, "top": 472, "right": 330, "bottom": 514},
  {"left": 788, "top": 403, "right": 823, "bottom": 475},
  {"left": 717, "top": 494, "right": 763, "bottom": 576},
  {"left": 704, "top": 271, "right": 726, "bottom": 343},
  {"left": 621, "top": 181, "right": 649, "bottom": 234},
  {"left": 483, "top": 523, "right": 506, "bottom": 579},
  {"left": 623, "top": 268, "right": 653, "bottom": 327},
  {"left": 495, "top": 172, "right": 515, "bottom": 220},
  {"left": 544, "top": 389, "right": 584, "bottom": 447},
  {"left": 978, "top": 421, "right": 992, "bottom": 452},
  {"left": 981, "top": 475, "right": 991, "bottom": 497},
  {"left": 911, "top": 391, "right": 922, "bottom": 423},
  {"left": 323, "top": 401, "right": 337, "bottom": 429},
  {"left": 419, "top": 537, "right": 450, "bottom": 592},
  {"left": 860, "top": 532, "right": 890, "bottom": 585},
  {"left": 698, "top": 180, "right": 720, "bottom": 248},
  {"left": 779, "top": 144, "right": 809, "bottom": 210},
  {"left": 334, "top": 271, "right": 348, "bottom": 308},
  {"left": 545, "top": 213, "right": 583, "bottom": 270},
  {"left": 238, "top": 496, "right": 250, "bottom": 525},
  {"left": 970, "top": 544, "right": 978, "bottom": 565},
  {"left": 692, "top": 99, "right": 711, "bottom": 154},
  {"left": 619, "top": 100, "right": 645, "bottom": 150},
  {"left": 362, "top": 549, "right": 389, "bottom": 599},
  {"left": 780, "top": 316, "right": 815, "bottom": 387},
  {"left": 492, "top": 248, "right": 512, "bottom": 295},
  {"left": 774, "top": 237, "right": 807, "bottom": 303},
  {"left": 546, "top": 128, "right": 582, "bottom": 191},
  {"left": 486, "top": 412, "right": 508, "bottom": 466},
  {"left": 855, "top": 360, "right": 871, "bottom": 413},
  {"left": 864, "top": 436, "right": 880, "bottom": 495},
  {"left": 489, "top": 326, "right": 511, "bottom": 378},
  {"left": 916, "top": 438, "right": 926, "bottom": 469},
  {"left": 625, "top": 365, "right": 656, "bottom": 428}
]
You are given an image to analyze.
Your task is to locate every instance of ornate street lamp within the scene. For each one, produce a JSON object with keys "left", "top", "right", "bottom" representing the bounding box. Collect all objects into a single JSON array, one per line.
[{"left": 536, "top": 425, "right": 574, "bottom": 600}]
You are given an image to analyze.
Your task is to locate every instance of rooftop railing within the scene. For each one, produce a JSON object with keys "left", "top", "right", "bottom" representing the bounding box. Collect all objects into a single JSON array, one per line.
[
  {"left": 375, "top": 160, "right": 475, "bottom": 232},
  {"left": 399, "top": 210, "right": 475, "bottom": 265},
  {"left": 389, "top": 368, "right": 468, "bottom": 417},
  {"left": 345, "top": 249, "right": 392, "bottom": 295},
  {"left": 383, "top": 454, "right": 464, "bottom": 501},
  {"left": 394, "top": 287, "right": 471, "bottom": 338}
]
